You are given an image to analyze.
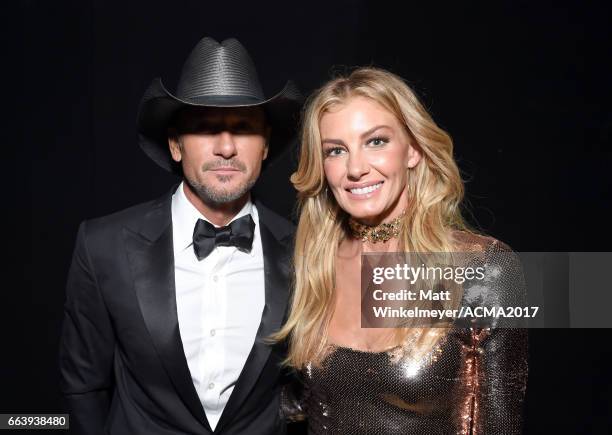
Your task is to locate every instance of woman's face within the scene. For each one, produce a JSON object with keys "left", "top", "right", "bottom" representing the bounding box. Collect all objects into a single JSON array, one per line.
[{"left": 320, "top": 96, "right": 421, "bottom": 225}]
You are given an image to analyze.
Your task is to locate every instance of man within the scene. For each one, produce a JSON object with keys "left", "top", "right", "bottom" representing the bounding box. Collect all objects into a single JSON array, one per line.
[{"left": 60, "top": 37, "right": 302, "bottom": 434}]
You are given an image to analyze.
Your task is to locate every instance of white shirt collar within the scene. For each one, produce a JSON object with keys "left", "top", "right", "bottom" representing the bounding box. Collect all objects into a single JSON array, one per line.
[{"left": 171, "top": 181, "right": 255, "bottom": 255}]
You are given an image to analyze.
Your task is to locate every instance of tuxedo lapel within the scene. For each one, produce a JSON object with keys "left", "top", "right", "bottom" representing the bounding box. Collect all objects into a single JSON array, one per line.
[
  {"left": 123, "top": 189, "right": 211, "bottom": 431},
  {"left": 215, "top": 202, "right": 293, "bottom": 432}
]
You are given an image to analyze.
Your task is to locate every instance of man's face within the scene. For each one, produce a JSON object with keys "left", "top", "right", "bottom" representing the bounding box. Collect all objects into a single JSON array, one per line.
[{"left": 168, "top": 106, "right": 269, "bottom": 205}]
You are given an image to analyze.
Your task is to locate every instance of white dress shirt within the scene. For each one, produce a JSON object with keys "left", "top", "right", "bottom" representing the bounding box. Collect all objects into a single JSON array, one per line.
[{"left": 171, "top": 182, "right": 265, "bottom": 430}]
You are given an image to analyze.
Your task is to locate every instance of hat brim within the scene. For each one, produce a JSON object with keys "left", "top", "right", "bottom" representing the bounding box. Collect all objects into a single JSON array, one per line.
[{"left": 137, "top": 78, "right": 303, "bottom": 173}]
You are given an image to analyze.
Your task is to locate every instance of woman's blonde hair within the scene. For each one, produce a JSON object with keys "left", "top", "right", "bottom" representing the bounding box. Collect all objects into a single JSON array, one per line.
[{"left": 275, "top": 67, "right": 467, "bottom": 368}]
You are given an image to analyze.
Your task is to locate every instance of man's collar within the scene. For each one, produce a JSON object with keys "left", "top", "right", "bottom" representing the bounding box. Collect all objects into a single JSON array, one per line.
[{"left": 171, "top": 181, "right": 255, "bottom": 254}]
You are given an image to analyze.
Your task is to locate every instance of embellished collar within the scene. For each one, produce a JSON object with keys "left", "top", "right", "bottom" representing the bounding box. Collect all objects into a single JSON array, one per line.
[{"left": 348, "top": 212, "right": 405, "bottom": 243}]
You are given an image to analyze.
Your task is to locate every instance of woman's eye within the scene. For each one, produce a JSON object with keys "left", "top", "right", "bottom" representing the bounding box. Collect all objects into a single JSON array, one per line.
[
  {"left": 324, "top": 147, "right": 346, "bottom": 157},
  {"left": 367, "top": 137, "right": 389, "bottom": 147}
]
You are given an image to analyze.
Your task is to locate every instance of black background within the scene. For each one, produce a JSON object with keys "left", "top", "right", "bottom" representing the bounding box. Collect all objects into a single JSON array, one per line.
[{"left": 9, "top": 0, "right": 612, "bottom": 433}]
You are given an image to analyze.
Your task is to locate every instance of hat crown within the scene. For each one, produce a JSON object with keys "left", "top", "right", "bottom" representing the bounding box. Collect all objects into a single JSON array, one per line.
[
  {"left": 137, "top": 36, "right": 303, "bottom": 173},
  {"left": 176, "top": 37, "right": 265, "bottom": 103}
]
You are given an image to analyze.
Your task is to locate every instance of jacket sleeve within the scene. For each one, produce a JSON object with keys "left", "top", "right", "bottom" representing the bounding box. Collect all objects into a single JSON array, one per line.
[
  {"left": 471, "top": 242, "right": 529, "bottom": 434},
  {"left": 59, "top": 221, "right": 115, "bottom": 435},
  {"left": 280, "top": 368, "right": 308, "bottom": 423}
]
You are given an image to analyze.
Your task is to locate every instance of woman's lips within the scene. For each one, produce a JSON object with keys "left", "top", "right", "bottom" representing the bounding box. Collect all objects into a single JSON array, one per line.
[{"left": 345, "top": 181, "right": 384, "bottom": 199}]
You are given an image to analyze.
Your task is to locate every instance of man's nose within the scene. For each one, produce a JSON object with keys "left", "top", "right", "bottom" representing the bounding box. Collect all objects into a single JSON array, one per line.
[
  {"left": 213, "top": 131, "right": 238, "bottom": 158},
  {"left": 346, "top": 150, "right": 370, "bottom": 180}
]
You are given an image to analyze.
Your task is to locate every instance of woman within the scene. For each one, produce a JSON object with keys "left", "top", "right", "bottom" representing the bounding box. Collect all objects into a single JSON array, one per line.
[{"left": 276, "top": 67, "right": 528, "bottom": 434}]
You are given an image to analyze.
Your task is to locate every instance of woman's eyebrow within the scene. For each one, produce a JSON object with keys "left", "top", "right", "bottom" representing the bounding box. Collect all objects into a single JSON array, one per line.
[
  {"left": 321, "top": 138, "right": 345, "bottom": 146},
  {"left": 322, "top": 125, "right": 392, "bottom": 145},
  {"left": 360, "top": 125, "right": 391, "bottom": 138}
]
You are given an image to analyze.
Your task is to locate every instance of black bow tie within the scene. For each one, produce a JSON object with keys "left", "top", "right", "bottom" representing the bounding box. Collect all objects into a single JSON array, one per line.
[{"left": 192, "top": 214, "right": 255, "bottom": 260}]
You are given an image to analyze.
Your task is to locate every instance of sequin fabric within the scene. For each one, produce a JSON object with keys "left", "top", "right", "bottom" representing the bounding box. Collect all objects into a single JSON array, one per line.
[{"left": 281, "top": 233, "right": 529, "bottom": 434}]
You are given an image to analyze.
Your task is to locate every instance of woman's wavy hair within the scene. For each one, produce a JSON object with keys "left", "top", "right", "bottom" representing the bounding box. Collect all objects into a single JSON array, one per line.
[{"left": 274, "top": 67, "right": 468, "bottom": 368}]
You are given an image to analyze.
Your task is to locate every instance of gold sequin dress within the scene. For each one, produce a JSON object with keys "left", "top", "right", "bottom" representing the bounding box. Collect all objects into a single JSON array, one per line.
[{"left": 282, "top": 233, "right": 529, "bottom": 434}]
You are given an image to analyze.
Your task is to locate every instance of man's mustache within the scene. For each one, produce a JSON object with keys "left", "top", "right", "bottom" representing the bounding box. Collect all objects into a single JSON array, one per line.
[{"left": 202, "top": 159, "right": 246, "bottom": 172}]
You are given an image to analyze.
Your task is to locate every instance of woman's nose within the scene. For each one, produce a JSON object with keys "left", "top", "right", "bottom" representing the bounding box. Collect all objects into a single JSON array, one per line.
[{"left": 346, "top": 150, "right": 370, "bottom": 180}]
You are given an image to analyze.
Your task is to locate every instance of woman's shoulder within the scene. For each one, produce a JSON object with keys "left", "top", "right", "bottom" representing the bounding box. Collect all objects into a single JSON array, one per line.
[
  {"left": 450, "top": 229, "right": 513, "bottom": 254},
  {"left": 451, "top": 230, "right": 526, "bottom": 312}
]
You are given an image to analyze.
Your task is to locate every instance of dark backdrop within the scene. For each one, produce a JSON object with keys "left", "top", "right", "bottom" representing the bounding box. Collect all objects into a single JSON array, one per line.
[{"left": 10, "top": 1, "right": 611, "bottom": 433}]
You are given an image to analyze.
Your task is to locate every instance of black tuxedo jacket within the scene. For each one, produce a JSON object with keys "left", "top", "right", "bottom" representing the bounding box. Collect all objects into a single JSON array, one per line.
[{"left": 59, "top": 187, "right": 294, "bottom": 435}]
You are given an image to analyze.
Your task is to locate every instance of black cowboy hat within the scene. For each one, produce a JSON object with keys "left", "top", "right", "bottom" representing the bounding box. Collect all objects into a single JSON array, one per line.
[{"left": 137, "top": 37, "right": 303, "bottom": 173}]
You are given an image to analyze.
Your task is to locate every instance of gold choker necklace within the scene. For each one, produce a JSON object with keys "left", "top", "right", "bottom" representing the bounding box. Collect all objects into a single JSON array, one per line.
[{"left": 348, "top": 212, "right": 405, "bottom": 243}]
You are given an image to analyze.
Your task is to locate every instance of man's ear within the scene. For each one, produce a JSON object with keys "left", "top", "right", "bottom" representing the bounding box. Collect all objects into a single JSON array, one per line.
[
  {"left": 262, "top": 126, "right": 271, "bottom": 161},
  {"left": 168, "top": 132, "right": 182, "bottom": 163}
]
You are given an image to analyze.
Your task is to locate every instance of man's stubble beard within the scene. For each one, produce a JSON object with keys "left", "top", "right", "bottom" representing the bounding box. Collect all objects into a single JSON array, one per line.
[{"left": 184, "top": 172, "right": 258, "bottom": 206}]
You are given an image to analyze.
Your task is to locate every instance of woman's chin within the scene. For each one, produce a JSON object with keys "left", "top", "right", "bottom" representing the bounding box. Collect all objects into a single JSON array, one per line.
[{"left": 346, "top": 210, "right": 384, "bottom": 226}]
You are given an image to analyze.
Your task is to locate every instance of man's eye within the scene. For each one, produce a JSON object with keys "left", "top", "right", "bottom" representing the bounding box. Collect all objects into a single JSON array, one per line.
[
  {"left": 232, "top": 123, "right": 254, "bottom": 133},
  {"left": 194, "top": 124, "right": 221, "bottom": 134},
  {"left": 367, "top": 137, "right": 389, "bottom": 147},
  {"left": 324, "top": 147, "right": 345, "bottom": 157}
]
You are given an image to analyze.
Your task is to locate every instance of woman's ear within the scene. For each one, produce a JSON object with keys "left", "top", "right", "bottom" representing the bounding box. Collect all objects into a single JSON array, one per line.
[{"left": 405, "top": 142, "right": 422, "bottom": 169}]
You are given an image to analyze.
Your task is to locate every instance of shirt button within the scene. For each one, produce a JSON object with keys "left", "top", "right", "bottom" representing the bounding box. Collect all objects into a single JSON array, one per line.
[
  {"left": 210, "top": 329, "right": 216, "bottom": 336},
  {"left": 208, "top": 382, "right": 215, "bottom": 390}
]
